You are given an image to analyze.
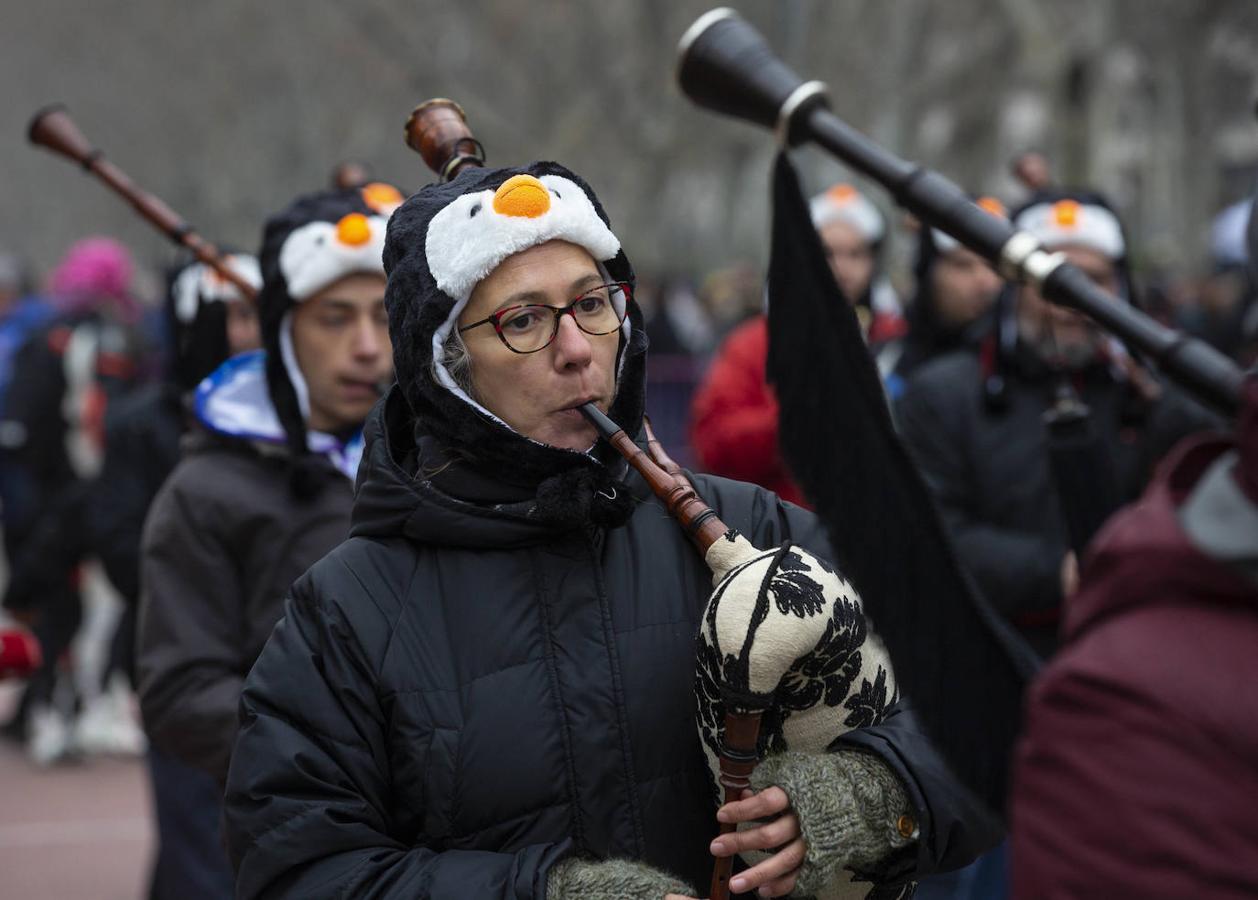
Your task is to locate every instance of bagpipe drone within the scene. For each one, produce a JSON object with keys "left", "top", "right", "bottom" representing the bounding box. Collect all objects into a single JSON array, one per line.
[{"left": 673, "top": 6, "right": 1251, "bottom": 823}]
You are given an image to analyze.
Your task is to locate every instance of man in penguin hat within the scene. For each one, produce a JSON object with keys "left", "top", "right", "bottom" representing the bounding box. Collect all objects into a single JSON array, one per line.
[
  {"left": 896, "top": 189, "right": 1217, "bottom": 658},
  {"left": 137, "top": 181, "right": 401, "bottom": 792},
  {"left": 89, "top": 251, "right": 260, "bottom": 898},
  {"left": 880, "top": 197, "right": 1007, "bottom": 401},
  {"left": 223, "top": 163, "right": 998, "bottom": 900}
]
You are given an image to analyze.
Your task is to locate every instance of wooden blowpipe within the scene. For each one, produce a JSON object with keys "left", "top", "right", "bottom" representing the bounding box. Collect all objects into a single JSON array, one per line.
[
  {"left": 403, "top": 99, "right": 487, "bottom": 183},
  {"left": 579, "top": 403, "right": 729, "bottom": 552},
  {"left": 581, "top": 410, "right": 756, "bottom": 900},
  {"left": 27, "top": 104, "right": 257, "bottom": 300}
]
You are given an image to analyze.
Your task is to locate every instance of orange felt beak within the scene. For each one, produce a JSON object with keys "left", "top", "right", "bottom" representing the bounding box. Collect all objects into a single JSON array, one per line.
[
  {"left": 493, "top": 174, "right": 551, "bottom": 218},
  {"left": 337, "top": 213, "right": 372, "bottom": 246},
  {"left": 1052, "top": 199, "right": 1080, "bottom": 228},
  {"left": 361, "top": 182, "right": 404, "bottom": 214}
]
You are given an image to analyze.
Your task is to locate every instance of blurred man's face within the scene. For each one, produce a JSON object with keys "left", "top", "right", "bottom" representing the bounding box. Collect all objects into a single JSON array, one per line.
[
  {"left": 818, "top": 220, "right": 875, "bottom": 304},
  {"left": 931, "top": 247, "right": 1003, "bottom": 329},
  {"left": 225, "top": 301, "right": 261, "bottom": 355},
  {"left": 1017, "top": 245, "right": 1119, "bottom": 368},
  {"left": 290, "top": 272, "right": 392, "bottom": 433}
]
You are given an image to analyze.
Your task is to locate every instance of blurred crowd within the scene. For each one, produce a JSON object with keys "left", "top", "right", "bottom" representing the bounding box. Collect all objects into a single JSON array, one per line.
[{"left": 0, "top": 148, "right": 1254, "bottom": 900}]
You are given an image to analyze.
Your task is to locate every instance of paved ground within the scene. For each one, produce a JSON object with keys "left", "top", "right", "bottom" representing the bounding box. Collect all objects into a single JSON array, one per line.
[
  {"left": 0, "top": 736, "right": 152, "bottom": 900},
  {"left": 0, "top": 633, "right": 153, "bottom": 900}
]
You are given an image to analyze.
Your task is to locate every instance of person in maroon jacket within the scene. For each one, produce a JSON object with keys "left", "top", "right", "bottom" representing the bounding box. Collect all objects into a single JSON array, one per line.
[{"left": 1009, "top": 375, "right": 1258, "bottom": 898}]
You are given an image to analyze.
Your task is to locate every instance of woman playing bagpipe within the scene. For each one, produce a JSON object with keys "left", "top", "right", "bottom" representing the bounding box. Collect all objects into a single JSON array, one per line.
[{"left": 221, "top": 102, "right": 1000, "bottom": 899}]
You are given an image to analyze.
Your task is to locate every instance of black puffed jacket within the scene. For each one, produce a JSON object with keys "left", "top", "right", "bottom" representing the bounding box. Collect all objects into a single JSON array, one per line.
[{"left": 224, "top": 389, "right": 998, "bottom": 898}]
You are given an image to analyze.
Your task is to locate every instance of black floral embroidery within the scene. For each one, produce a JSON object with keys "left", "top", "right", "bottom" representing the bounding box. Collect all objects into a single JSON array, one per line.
[
  {"left": 769, "top": 550, "right": 828, "bottom": 618},
  {"left": 775, "top": 591, "right": 866, "bottom": 717},
  {"left": 842, "top": 666, "right": 894, "bottom": 730}
]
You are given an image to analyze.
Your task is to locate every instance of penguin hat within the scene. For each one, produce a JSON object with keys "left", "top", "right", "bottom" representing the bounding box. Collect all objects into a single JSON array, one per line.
[
  {"left": 168, "top": 253, "right": 262, "bottom": 391},
  {"left": 256, "top": 181, "right": 404, "bottom": 461},
  {"left": 809, "top": 182, "right": 885, "bottom": 245},
  {"left": 383, "top": 161, "right": 647, "bottom": 518}
]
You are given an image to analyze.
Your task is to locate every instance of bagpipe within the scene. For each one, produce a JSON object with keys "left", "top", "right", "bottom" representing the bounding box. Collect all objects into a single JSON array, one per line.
[
  {"left": 675, "top": 8, "right": 1245, "bottom": 418},
  {"left": 27, "top": 105, "right": 259, "bottom": 303},
  {"left": 405, "top": 97, "right": 899, "bottom": 900},
  {"left": 673, "top": 6, "right": 1253, "bottom": 820}
]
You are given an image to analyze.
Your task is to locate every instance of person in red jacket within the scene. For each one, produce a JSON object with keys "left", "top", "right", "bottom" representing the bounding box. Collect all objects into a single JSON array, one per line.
[
  {"left": 690, "top": 183, "right": 900, "bottom": 507},
  {"left": 690, "top": 313, "right": 806, "bottom": 505},
  {"left": 1009, "top": 375, "right": 1258, "bottom": 898}
]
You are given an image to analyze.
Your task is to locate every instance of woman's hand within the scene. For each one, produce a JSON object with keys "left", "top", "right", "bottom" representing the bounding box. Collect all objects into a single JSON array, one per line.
[{"left": 708, "top": 786, "right": 805, "bottom": 898}]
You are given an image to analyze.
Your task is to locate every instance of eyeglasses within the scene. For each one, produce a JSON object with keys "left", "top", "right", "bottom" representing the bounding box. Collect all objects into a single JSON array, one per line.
[{"left": 458, "top": 281, "right": 632, "bottom": 354}]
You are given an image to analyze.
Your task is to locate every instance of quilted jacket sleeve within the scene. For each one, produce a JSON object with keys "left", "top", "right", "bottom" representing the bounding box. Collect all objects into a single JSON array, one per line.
[
  {"left": 223, "top": 569, "right": 572, "bottom": 900},
  {"left": 137, "top": 467, "right": 247, "bottom": 782}
]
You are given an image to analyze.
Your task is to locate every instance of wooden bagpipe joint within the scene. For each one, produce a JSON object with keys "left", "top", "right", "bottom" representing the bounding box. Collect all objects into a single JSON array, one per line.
[
  {"left": 404, "top": 99, "right": 486, "bottom": 182},
  {"left": 28, "top": 104, "right": 96, "bottom": 167},
  {"left": 26, "top": 104, "right": 258, "bottom": 302}
]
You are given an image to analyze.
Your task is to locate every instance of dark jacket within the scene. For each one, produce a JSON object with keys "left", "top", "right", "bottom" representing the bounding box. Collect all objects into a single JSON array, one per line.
[
  {"left": 1010, "top": 412, "right": 1258, "bottom": 897},
  {"left": 224, "top": 389, "right": 999, "bottom": 899},
  {"left": 137, "top": 427, "right": 352, "bottom": 782},
  {"left": 896, "top": 342, "right": 1214, "bottom": 655},
  {"left": 0, "top": 312, "right": 140, "bottom": 605},
  {"left": 92, "top": 382, "right": 183, "bottom": 602}
]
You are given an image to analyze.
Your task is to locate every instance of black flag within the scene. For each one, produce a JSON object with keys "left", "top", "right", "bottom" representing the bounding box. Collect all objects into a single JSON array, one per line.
[{"left": 765, "top": 152, "right": 1038, "bottom": 815}]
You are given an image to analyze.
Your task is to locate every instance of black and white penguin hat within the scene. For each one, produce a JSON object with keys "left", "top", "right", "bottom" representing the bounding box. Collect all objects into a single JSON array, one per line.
[
  {"left": 169, "top": 254, "right": 261, "bottom": 390},
  {"left": 929, "top": 196, "right": 1007, "bottom": 256},
  {"left": 257, "top": 182, "right": 403, "bottom": 461},
  {"left": 383, "top": 161, "right": 647, "bottom": 503},
  {"left": 423, "top": 169, "right": 630, "bottom": 415},
  {"left": 809, "top": 183, "right": 885, "bottom": 244},
  {"left": 1014, "top": 195, "right": 1126, "bottom": 259},
  {"left": 171, "top": 254, "right": 260, "bottom": 324}
]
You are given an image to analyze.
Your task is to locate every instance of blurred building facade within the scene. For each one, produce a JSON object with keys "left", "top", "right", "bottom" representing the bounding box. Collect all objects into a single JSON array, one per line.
[{"left": 1, "top": 0, "right": 1256, "bottom": 279}]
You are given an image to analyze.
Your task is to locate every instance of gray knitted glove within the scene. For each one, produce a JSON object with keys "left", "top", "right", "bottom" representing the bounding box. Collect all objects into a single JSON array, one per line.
[
  {"left": 751, "top": 750, "right": 918, "bottom": 896},
  {"left": 545, "top": 857, "right": 693, "bottom": 900}
]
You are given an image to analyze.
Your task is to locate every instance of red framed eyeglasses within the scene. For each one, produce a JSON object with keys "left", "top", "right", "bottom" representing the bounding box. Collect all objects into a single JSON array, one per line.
[{"left": 458, "top": 281, "right": 632, "bottom": 354}]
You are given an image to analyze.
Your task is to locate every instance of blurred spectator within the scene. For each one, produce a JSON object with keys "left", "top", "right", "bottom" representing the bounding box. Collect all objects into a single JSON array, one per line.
[
  {"left": 810, "top": 183, "right": 906, "bottom": 344},
  {"left": 635, "top": 273, "right": 715, "bottom": 356},
  {"left": 330, "top": 159, "right": 373, "bottom": 190},
  {"left": 897, "top": 191, "right": 1217, "bottom": 658},
  {"left": 1010, "top": 377, "right": 1258, "bottom": 898},
  {"left": 0, "top": 237, "right": 146, "bottom": 764},
  {"left": 882, "top": 197, "right": 1007, "bottom": 401},
  {"left": 1011, "top": 151, "right": 1053, "bottom": 195},
  {"left": 689, "top": 310, "right": 807, "bottom": 506},
  {"left": 697, "top": 261, "right": 764, "bottom": 338},
  {"left": 100, "top": 254, "right": 259, "bottom": 900},
  {"left": 0, "top": 252, "right": 53, "bottom": 414},
  {"left": 1180, "top": 199, "right": 1258, "bottom": 365}
]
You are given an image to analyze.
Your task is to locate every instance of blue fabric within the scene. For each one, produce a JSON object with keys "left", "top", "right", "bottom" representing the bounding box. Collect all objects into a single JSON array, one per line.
[
  {"left": 194, "top": 350, "right": 364, "bottom": 480},
  {"left": 147, "top": 746, "right": 234, "bottom": 900},
  {"left": 0, "top": 297, "right": 53, "bottom": 414},
  {"left": 915, "top": 841, "right": 1008, "bottom": 900}
]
